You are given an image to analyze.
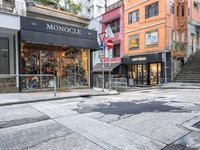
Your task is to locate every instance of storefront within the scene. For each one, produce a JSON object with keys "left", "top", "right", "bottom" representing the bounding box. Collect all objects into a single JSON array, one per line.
[
  {"left": 121, "top": 52, "right": 171, "bottom": 86},
  {"left": 0, "top": 13, "right": 20, "bottom": 92},
  {"left": 19, "top": 16, "right": 99, "bottom": 89},
  {"left": 0, "top": 13, "right": 20, "bottom": 75}
]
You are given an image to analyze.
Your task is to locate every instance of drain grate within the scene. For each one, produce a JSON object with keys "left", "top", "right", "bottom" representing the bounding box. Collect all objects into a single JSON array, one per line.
[{"left": 192, "top": 121, "right": 200, "bottom": 129}]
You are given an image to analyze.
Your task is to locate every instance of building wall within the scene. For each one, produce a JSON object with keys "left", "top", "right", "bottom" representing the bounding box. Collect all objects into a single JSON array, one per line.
[
  {"left": 0, "top": 13, "right": 19, "bottom": 75},
  {"left": 189, "top": 0, "right": 200, "bottom": 23},
  {"left": 102, "top": 4, "right": 124, "bottom": 63},
  {"left": 124, "top": 0, "right": 167, "bottom": 56},
  {"left": 89, "top": 16, "right": 102, "bottom": 66},
  {"left": 75, "top": 0, "right": 105, "bottom": 19},
  {"left": 106, "top": 0, "right": 120, "bottom": 7}
]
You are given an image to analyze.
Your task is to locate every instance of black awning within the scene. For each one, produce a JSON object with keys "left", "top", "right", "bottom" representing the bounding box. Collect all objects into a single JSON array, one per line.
[
  {"left": 20, "top": 30, "right": 99, "bottom": 50},
  {"left": 93, "top": 62, "right": 121, "bottom": 72}
]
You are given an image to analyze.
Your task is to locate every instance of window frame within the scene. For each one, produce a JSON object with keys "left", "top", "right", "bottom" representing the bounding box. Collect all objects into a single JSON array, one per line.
[
  {"left": 128, "top": 34, "right": 140, "bottom": 50},
  {"left": 128, "top": 9, "right": 139, "bottom": 24},
  {"left": 108, "top": 19, "right": 120, "bottom": 34},
  {"left": 145, "top": 29, "right": 159, "bottom": 47},
  {"left": 145, "top": 2, "right": 159, "bottom": 19},
  {"left": 170, "top": 2, "right": 174, "bottom": 14},
  {"left": 112, "top": 43, "right": 120, "bottom": 58}
]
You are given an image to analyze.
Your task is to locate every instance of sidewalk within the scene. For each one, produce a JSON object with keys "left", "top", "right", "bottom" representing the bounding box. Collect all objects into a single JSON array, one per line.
[
  {"left": 158, "top": 82, "right": 200, "bottom": 89},
  {"left": 0, "top": 88, "right": 119, "bottom": 106}
]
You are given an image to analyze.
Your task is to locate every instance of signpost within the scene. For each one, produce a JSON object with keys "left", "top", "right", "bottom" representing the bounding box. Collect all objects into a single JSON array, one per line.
[
  {"left": 98, "top": 32, "right": 106, "bottom": 92},
  {"left": 106, "top": 39, "right": 113, "bottom": 92},
  {"left": 105, "top": 25, "right": 114, "bottom": 92},
  {"left": 98, "top": 32, "right": 106, "bottom": 43}
]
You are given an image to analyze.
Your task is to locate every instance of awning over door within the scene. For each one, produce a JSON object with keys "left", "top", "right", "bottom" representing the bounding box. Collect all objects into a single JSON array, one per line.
[{"left": 93, "top": 62, "right": 121, "bottom": 72}]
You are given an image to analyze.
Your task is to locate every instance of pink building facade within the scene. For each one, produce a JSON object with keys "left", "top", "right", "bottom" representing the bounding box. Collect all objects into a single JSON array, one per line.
[{"left": 102, "top": 1, "right": 124, "bottom": 64}]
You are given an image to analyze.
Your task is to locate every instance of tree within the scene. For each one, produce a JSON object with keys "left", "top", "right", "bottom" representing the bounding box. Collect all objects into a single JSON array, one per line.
[
  {"left": 33, "top": 0, "right": 81, "bottom": 15},
  {"left": 64, "top": 0, "right": 81, "bottom": 15}
]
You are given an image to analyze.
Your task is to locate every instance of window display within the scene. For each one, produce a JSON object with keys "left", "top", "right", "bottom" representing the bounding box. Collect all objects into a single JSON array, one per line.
[{"left": 21, "top": 43, "right": 90, "bottom": 89}]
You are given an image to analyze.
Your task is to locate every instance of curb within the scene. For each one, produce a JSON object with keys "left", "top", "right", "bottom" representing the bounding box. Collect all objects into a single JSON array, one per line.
[{"left": 0, "top": 92, "right": 120, "bottom": 106}]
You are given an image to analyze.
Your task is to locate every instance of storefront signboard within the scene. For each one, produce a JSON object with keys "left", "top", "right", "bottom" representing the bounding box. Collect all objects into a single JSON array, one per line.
[
  {"left": 20, "top": 17, "right": 99, "bottom": 50},
  {"left": 131, "top": 57, "right": 146, "bottom": 62}
]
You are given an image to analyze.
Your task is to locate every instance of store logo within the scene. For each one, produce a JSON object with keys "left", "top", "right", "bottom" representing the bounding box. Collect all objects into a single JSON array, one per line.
[
  {"left": 46, "top": 24, "right": 81, "bottom": 35},
  {"left": 31, "top": 22, "right": 37, "bottom": 26},
  {"left": 131, "top": 57, "right": 146, "bottom": 62}
]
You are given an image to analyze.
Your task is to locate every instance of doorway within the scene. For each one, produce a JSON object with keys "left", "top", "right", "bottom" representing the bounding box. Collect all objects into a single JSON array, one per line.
[{"left": 149, "top": 63, "right": 161, "bottom": 85}]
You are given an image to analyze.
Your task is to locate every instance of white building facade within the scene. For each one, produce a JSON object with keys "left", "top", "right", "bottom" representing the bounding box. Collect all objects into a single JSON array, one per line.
[{"left": 74, "top": 0, "right": 105, "bottom": 19}]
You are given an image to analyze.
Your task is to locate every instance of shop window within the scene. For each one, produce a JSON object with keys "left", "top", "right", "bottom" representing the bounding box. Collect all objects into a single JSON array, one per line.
[
  {"left": 128, "top": 34, "right": 139, "bottom": 50},
  {"left": 150, "top": 63, "right": 161, "bottom": 85},
  {"left": 145, "top": 2, "right": 159, "bottom": 19},
  {"left": 113, "top": 44, "right": 120, "bottom": 58},
  {"left": 108, "top": 20, "right": 120, "bottom": 33},
  {"left": 170, "top": 2, "right": 174, "bottom": 14},
  {"left": 0, "top": 37, "right": 9, "bottom": 74},
  {"left": 21, "top": 43, "right": 90, "bottom": 88},
  {"left": 146, "top": 30, "right": 158, "bottom": 47},
  {"left": 128, "top": 9, "right": 139, "bottom": 24}
]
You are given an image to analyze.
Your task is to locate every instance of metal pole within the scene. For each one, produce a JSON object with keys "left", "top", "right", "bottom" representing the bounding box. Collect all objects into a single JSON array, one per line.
[
  {"left": 102, "top": 51, "right": 105, "bottom": 92},
  {"left": 109, "top": 49, "right": 111, "bottom": 91},
  {"left": 164, "top": 51, "right": 167, "bottom": 83},
  {"left": 54, "top": 75, "right": 57, "bottom": 97}
]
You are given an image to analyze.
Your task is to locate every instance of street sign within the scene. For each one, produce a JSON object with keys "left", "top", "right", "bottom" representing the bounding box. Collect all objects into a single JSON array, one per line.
[
  {"left": 106, "top": 25, "right": 114, "bottom": 38},
  {"left": 99, "top": 43, "right": 104, "bottom": 51},
  {"left": 98, "top": 32, "right": 106, "bottom": 42},
  {"left": 107, "top": 39, "right": 113, "bottom": 49}
]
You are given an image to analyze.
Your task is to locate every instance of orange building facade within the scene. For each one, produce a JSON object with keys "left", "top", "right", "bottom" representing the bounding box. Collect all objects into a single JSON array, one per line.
[{"left": 122, "top": 0, "right": 200, "bottom": 85}]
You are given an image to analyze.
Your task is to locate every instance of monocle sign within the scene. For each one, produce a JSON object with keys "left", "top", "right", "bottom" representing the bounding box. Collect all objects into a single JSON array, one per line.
[{"left": 46, "top": 24, "right": 81, "bottom": 35}]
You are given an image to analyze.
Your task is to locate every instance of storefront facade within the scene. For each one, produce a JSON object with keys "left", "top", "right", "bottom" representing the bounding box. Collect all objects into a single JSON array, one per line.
[
  {"left": 19, "top": 16, "right": 98, "bottom": 89},
  {"left": 0, "top": 13, "right": 20, "bottom": 75},
  {"left": 121, "top": 52, "right": 171, "bottom": 86}
]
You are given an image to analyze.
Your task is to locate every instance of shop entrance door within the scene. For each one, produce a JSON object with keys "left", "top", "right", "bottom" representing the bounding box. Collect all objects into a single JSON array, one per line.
[
  {"left": 128, "top": 64, "right": 147, "bottom": 85},
  {"left": 150, "top": 63, "right": 161, "bottom": 85},
  {"left": 0, "top": 38, "right": 9, "bottom": 74}
]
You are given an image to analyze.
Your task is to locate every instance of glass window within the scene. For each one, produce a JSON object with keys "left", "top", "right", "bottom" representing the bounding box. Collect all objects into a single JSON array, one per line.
[
  {"left": 108, "top": 20, "right": 120, "bottom": 33},
  {"left": 128, "top": 9, "right": 139, "bottom": 24},
  {"left": 21, "top": 43, "right": 90, "bottom": 89},
  {"left": 146, "top": 30, "right": 158, "bottom": 46},
  {"left": 113, "top": 44, "right": 120, "bottom": 58},
  {"left": 145, "top": 2, "right": 159, "bottom": 19},
  {"left": 170, "top": 2, "right": 174, "bottom": 14},
  {"left": 182, "top": 6, "right": 184, "bottom": 16},
  {"left": 128, "top": 34, "right": 139, "bottom": 50},
  {"left": 97, "top": 6, "right": 102, "bottom": 13},
  {"left": 0, "top": 37, "right": 9, "bottom": 74},
  {"left": 150, "top": 63, "right": 161, "bottom": 85}
]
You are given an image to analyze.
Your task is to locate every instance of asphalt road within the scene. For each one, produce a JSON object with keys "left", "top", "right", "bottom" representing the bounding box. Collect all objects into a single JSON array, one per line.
[{"left": 0, "top": 88, "right": 200, "bottom": 150}]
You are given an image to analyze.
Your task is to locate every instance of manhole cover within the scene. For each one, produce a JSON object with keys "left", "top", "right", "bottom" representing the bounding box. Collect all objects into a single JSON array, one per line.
[{"left": 192, "top": 121, "right": 200, "bottom": 129}]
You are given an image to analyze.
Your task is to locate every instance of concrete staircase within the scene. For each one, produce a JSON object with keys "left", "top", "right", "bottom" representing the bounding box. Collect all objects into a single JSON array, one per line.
[{"left": 173, "top": 50, "right": 200, "bottom": 83}]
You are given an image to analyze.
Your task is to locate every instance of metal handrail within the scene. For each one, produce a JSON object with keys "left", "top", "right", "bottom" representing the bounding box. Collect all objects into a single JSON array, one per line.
[{"left": 0, "top": 74, "right": 57, "bottom": 96}]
